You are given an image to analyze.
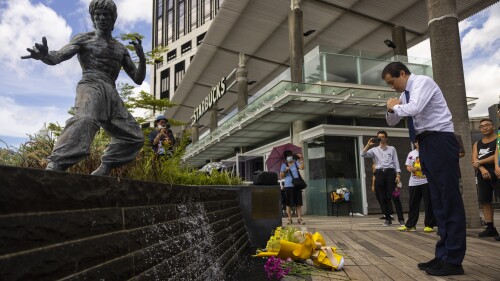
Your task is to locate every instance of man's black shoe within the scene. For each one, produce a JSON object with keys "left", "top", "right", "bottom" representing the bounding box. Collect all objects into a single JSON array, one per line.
[
  {"left": 417, "top": 257, "right": 440, "bottom": 270},
  {"left": 495, "top": 236, "right": 500, "bottom": 241},
  {"left": 425, "top": 261, "right": 464, "bottom": 276},
  {"left": 478, "top": 227, "right": 499, "bottom": 237}
]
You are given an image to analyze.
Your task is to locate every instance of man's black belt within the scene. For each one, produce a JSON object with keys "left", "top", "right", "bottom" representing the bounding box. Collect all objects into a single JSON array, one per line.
[{"left": 375, "top": 168, "right": 395, "bottom": 172}]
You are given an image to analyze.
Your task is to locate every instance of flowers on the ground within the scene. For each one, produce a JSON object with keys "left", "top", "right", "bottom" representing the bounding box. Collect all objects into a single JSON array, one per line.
[
  {"left": 262, "top": 254, "right": 350, "bottom": 280},
  {"left": 264, "top": 256, "right": 291, "bottom": 280},
  {"left": 256, "top": 226, "right": 346, "bottom": 280}
]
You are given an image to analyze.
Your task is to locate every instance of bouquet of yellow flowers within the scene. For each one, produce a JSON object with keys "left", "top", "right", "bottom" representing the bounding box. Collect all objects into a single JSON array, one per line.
[{"left": 255, "top": 226, "right": 344, "bottom": 271}]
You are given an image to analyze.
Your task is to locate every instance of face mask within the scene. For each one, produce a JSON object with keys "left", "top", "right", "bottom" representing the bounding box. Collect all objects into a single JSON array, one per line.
[{"left": 286, "top": 156, "right": 293, "bottom": 162}]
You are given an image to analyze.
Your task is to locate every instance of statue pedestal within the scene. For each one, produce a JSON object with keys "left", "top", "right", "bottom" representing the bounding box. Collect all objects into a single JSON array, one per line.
[{"left": 237, "top": 185, "right": 282, "bottom": 247}]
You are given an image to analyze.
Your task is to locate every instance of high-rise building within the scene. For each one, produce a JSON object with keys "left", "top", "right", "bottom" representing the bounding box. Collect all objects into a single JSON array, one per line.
[{"left": 151, "top": 0, "right": 223, "bottom": 106}]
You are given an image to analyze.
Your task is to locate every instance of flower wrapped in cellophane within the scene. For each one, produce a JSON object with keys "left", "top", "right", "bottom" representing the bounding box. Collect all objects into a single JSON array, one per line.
[{"left": 255, "top": 226, "right": 344, "bottom": 271}]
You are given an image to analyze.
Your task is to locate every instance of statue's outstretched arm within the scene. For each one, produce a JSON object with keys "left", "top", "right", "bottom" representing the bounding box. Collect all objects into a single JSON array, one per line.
[
  {"left": 21, "top": 37, "right": 79, "bottom": 65},
  {"left": 122, "top": 37, "right": 146, "bottom": 85}
]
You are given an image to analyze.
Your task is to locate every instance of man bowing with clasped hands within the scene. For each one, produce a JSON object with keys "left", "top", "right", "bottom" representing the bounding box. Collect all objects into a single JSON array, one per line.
[{"left": 383, "top": 62, "right": 466, "bottom": 277}]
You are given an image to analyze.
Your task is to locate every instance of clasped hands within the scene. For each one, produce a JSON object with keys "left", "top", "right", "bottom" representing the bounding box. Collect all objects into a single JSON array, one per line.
[
  {"left": 477, "top": 166, "right": 492, "bottom": 180},
  {"left": 386, "top": 97, "right": 400, "bottom": 111}
]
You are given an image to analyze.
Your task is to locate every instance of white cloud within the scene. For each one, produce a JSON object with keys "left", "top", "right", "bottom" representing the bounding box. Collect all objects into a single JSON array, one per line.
[
  {"left": 115, "top": 0, "right": 152, "bottom": 26},
  {"left": 79, "top": 0, "right": 152, "bottom": 30},
  {"left": 0, "top": 0, "right": 79, "bottom": 78},
  {"left": 408, "top": 39, "right": 431, "bottom": 60},
  {"left": 460, "top": 3, "right": 500, "bottom": 59},
  {"left": 126, "top": 80, "right": 152, "bottom": 119},
  {"left": 458, "top": 18, "right": 473, "bottom": 35},
  {"left": 0, "top": 96, "right": 71, "bottom": 138},
  {"left": 464, "top": 63, "right": 500, "bottom": 117},
  {"left": 407, "top": 6, "right": 500, "bottom": 118}
]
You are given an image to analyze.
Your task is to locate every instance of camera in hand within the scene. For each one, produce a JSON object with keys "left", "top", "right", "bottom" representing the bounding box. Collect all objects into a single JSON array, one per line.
[{"left": 373, "top": 137, "right": 382, "bottom": 143}]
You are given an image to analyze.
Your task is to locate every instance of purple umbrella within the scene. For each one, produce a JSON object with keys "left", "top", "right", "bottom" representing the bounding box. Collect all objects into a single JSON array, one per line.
[{"left": 266, "top": 143, "right": 302, "bottom": 174}]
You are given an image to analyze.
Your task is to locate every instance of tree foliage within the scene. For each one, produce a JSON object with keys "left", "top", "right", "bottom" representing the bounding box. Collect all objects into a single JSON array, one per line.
[{"left": 119, "top": 33, "right": 169, "bottom": 65}]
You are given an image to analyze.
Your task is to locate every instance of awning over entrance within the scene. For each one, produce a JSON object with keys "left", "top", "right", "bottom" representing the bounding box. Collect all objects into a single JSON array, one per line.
[
  {"left": 182, "top": 80, "right": 477, "bottom": 166},
  {"left": 168, "top": 0, "right": 497, "bottom": 129}
]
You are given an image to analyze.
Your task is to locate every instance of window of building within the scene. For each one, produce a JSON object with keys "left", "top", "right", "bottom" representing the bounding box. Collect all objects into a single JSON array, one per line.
[
  {"left": 167, "top": 49, "right": 177, "bottom": 62},
  {"left": 156, "top": 60, "right": 164, "bottom": 69},
  {"left": 213, "top": 0, "right": 219, "bottom": 16},
  {"left": 204, "top": 0, "right": 212, "bottom": 21},
  {"left": 175, "top": 61, "right": 186, "bottom": 91},
  {"left": 177, "top": 0, "right": 185, "bottom": 39},
  {"left": 197, "top": 32, "right": 206, "bottom": 46},
  {"left": 157, "top": 17, "right": 163, "bottom": 46},
  {"left": 200, "top": 0, "right": 212, "bottom": 24},
  {"left": 160, "top": 68, "right": 170, "bottom": 100},
  {"left": 190, "top": 0, "right": 198, "bottom": 31},
  {"left": 181, "top": 41, "right": 192, "bottom": 54},
  {"left": 157, "top": 0, "right": 163, "bottom": 17},
  {"left": 190, "top": 55, "right": 195, "bottom": 62},
  {"left": 167, "top": 0, "right": 174, "bottom": 43}
]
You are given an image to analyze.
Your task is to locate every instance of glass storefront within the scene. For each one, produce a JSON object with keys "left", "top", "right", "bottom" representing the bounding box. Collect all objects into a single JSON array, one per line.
[{"left": 305, "top": 136, "right": 362, "bottom": 216}]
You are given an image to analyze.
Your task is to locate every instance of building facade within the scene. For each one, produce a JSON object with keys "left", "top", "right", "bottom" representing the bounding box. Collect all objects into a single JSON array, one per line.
[
  {"left": 150, "top": 0, "right": 498, "bottom": 218},
  {"left": 151, "top": 0, "right": 223, "bottom": 104}
]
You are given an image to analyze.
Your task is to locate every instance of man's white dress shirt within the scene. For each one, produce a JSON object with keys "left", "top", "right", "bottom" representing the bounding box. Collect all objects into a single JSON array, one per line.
[{"left": 386, "top": 74, "right": 454, "bottom": 134}]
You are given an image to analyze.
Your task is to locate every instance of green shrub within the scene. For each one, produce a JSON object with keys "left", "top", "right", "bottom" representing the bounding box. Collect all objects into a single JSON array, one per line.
[{"left": 0, "top": 127, "right": 242, "bottom": 186}]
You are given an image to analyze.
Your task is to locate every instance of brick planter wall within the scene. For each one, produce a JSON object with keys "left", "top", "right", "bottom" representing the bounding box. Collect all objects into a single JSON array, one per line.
[{"left": 0, "top": 165, "right": 249, "bottom": 281}]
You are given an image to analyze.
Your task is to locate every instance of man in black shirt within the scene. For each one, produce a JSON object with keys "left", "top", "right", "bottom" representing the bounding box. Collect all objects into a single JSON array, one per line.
[{"left": 472, "top": 118, "right": 498, "bottom": 237}]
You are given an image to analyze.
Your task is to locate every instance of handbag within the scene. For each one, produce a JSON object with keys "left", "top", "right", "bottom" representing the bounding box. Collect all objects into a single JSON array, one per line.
[
  {"left": 292, "top": 177, "right": 307, "bottom": 190},
  {"left": 289, "top": 162, "right": 307, "bottom": 190},
  {"left": 392, "top": 189, "right": 401, "bottom": 198}
]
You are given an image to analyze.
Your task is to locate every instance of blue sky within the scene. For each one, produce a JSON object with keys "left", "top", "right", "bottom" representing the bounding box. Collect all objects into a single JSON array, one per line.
[
  {"left": 0, "top": 0, "right": 152, "bottom": 149},
  {"left": 0, "top": 0, "right": 499, "bottom": 150}
]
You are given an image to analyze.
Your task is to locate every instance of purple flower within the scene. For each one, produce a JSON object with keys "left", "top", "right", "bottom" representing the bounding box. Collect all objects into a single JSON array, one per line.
[{"left": 264, "top": 256, "right": 290, "bottom": 280}]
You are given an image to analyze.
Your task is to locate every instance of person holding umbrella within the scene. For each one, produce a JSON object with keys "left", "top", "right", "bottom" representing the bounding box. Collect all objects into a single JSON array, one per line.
[{"left": 280, "top": 150, "right": 305, "bottom": 225}]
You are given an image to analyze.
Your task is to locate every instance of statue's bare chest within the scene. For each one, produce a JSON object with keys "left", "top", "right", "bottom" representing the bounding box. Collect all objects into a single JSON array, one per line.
[{"left": 79, "top": 39, "right": 123, "bottom": 65}]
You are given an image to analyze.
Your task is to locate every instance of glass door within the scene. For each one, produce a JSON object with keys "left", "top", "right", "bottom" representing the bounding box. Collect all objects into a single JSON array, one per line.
[{"left": 305, "top": 136, "right": 361, "bottom": 216}]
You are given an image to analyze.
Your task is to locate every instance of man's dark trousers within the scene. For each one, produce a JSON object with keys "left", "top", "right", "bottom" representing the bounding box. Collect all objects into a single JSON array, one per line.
[
  {"left": 419, "top": 131, "right": 466, "bottom": 265},
  {"left": 375, "top": 169, "right": 403, "bottom": 220}
]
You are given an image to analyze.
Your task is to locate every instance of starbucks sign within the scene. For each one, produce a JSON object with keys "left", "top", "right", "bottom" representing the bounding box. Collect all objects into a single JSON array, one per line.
[{"left": 191, "top": 77, "right": 227, "bottom": 125}]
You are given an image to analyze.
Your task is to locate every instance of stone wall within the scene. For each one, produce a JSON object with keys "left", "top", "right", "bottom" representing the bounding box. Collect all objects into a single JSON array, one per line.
[{"left": 0, "top": 165, "right": 249, "bottom": 281}]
